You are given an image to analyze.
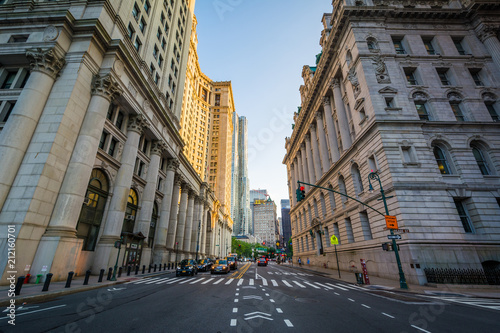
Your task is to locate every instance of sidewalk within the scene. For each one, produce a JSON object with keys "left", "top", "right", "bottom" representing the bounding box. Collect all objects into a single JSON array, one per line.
[
  {"left": 0, "top": 268, "right": 173, "bottom": 307},
  {"left": 280, "top": 261, "right": 500, "bottom": 299}
]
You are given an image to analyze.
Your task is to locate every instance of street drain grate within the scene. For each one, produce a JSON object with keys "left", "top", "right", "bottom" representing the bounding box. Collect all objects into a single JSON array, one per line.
[{"left": 368, "top": 290, "right": 431, "bottom": 303}]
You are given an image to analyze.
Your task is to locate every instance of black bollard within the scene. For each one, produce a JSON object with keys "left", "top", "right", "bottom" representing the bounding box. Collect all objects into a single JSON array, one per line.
[
  {"left": 168, "top": 263, "right": 171, "bottom": 270},
  {"left": 164, "top": 263, "right": 166, "bottom": 270},
  {"left": 135, "top": 265, "right": 139, "bottom": 275},
  {"left": 83, "top": 270, "right": 91, "bottom": 285},
  {"left": 98, "top": 269, "right": 105, "bottom": 282},
  {"left": 14, "top": 276, "right": 25, "bottom": 296},
  {"left": 159, "top": 263, "right": 162, "bottom": 271},
  {"left": 154, "top": 264, "right": 157, "bottom": 272},
  {"left": 142, "top": 265, "right": 145, "bottom": 274},
  {"left": 107, "top": 267, "right": 112, "bottom": 280},
  {"left": 148, "top": 265, "right": 152, "bottom": 273},
  {"left": 118, "top": 267, "right": 122, "bottom": 277},
  {"left": 65, "top": 271, "right": 74, "bottom": 288},
  {"left": 127, "top": 265, "right": 131, "bottom": 276},
  {"left": 42, "top": 273, "right": 53, "bottom": 292}
]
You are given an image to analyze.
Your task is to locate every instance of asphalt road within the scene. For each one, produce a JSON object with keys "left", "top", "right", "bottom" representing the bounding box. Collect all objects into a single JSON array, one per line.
[{"left": 1, "top": 262, "right": 498, "bottom": 333}]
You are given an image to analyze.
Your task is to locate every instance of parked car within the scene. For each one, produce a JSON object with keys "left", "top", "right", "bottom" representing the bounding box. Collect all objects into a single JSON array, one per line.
[
  {"left": 211, "top": 259, "right": 230, "bottom": 274},
  {"left": 226, "top": 256, "right": 238, "bottom": 270},
  {"left": 257, "top": 258, "right": 267, "bottom": 266},
  {"left": 176, "top": 259, "right": 198, "bottom": 276},
  {"left": 197, "top": 259, "right": 213, "bottom": 272}
]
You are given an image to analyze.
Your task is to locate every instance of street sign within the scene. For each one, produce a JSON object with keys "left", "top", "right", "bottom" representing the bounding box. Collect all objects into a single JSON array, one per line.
[
  {"left": 393, "top": 228, "right": 410, "bottom": 234},
  {"left": 387, "top": 235, "right": 402, "bottom": 240},
  {"left": 385, "top": 215, "right": 398, "bottom": 229},
  {"left": 330, "top": 235, "right": 339, "bottom": 245}
]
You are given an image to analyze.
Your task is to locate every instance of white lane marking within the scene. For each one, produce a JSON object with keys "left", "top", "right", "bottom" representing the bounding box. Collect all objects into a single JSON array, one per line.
[
  {"left": 233, "top": 308, "right": 238, "bottom": 313},
  {"left": 382, "top": 312, "right": 395, "bottom": 319},
  {"left": 237, "top": 279, "right": 244, "bottom": 286},
  {"left": 268, "top": 272, "right": 274, "bottom": 275},
  {"left": 213, "top": 278, "right": 224, "bottom": 285},
  {"left": 202, "top": 278, "right": 214, "bottom": 284},
  {"left": 234, "top": 299, "right": 239, "bottom": 303},
  {"left": 156, "top": 278, "right": 173, "bottom": 284},
  {"left": 348, "top": 298, "right": 355, "bottom": 302},
  {"left": 314, "top": 282, "right": 334, "bottom": 290},
  {"left": 270, "top": 299, "right": 275, "bottom": 303},
  {"left": 276, "top": 308, "right": 283, "bottom": 314},
  {"left": 0, "top": 305, "right": 67, "bottom": 320},
  {"left": 265, "top": 293, "right": 270, "bottom": 297},
  {"left": 340, "top": 283, "right": 366, "bottom": 291},
  {"left": 304, "top": 282, "right": 320, "bottom": 289},
  {"left": 334, "top": 292, "right": 340, "bottom": 296},
  {"left": 262, "top": 278, "right": 268, "bottom": 286},
  {"left": 146, "top": 278, "right": 169, "bottom": 284},
  {"left": 190, "top": 278, "right": 204, "bottom": 284},
  {"left": 362, "top": 304, "right": 371, "bottom": 309},
  {"left": 235, "top": 293, "right": 239, "bottom": 296},
  {"left": 135, "top": 278, "right": 160, "bottom": 284},
  {"left": 225, "top": 279, "right": 234, "bottom": 285},
  {"left": 230, "top": 319, "right": 237, "bottom": 326},
  {"left": 249, "top": 279, "right": 254, "bottom": 286},
  {"left": 411, "top": 325, "right": 432, "bottom": 333},
  {"left": 271, "top": 279, "right": 278, "bottom": 286},
  {"left": 332, "top": 283, "right": 349, "bottom": 291},
  {"left": 284, "top": 319, "right": 294, "bottom": 327},
  {"left": 167, "top": 278, "right": 184, "bottom": 284},
  {"left": 179, "top": 279, "right": 191, "bottom": 284},
  {"left": 292, "top": 281, "right": 306, "bottom": 288},
  {"left": 282, "top": 280, "right": 293, "bottom": 287}
]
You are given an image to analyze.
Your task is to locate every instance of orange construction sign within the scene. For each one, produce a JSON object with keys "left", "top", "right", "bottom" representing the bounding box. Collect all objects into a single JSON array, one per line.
[{"left": 385, "top": 215, "right": 398, "bottom": 229}]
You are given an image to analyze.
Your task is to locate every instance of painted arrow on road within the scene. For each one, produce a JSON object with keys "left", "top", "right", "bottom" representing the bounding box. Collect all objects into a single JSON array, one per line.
[
  {"left": 244, "top": 311, "right": 273, "bottom": 321},
  {"left": 243, "top": 296, "right": 263, "bottom": 300},
  {"left": 107, "top": 287, "right": 126, "bottom": 292},
  {"left": 245, "top": 315, "right": 273, "bottom": 321}
]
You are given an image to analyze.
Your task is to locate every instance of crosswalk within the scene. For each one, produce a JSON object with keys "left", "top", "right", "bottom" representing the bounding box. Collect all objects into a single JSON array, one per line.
[
  {"left": 266, "top": 272, "right": 313, "bottom": 277},
  {"left": 127, "top": 276, "right": 367, "bottom": 291},
  {"left": 425, "top": 295, "right": 500, "bottom": 311}
]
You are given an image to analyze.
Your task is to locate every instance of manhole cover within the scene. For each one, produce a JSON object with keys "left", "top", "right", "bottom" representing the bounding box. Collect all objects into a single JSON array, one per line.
[{"left": 295, "top": 298, "right": 320, "bottom": 303}]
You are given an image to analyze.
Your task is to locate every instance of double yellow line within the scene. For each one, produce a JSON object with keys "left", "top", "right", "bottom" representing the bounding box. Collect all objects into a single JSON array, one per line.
[{"left": 228, "top": 263, "right": 251, "bottom": 279}]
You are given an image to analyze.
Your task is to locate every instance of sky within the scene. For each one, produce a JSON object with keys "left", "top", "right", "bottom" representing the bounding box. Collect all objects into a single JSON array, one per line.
[{"left": 194, "top": 1, "right": 333, "bottom": 213}]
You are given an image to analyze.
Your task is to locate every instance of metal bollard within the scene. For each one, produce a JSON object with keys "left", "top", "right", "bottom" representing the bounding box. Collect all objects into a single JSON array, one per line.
[
  {"left": 42, "top": 273, "right": 53, "bottom": 292},
  {"left": 65, "top": 271, "right": 74, "bottom": 288},
  {"left": 142, "top": 265, "right": 146, "bottom": 274},
  {"left": 14, "top": 276, "right": 25, "bottom": 296},
  {"left": 135, "top": 265, "right": 139, "bottom": 275},
  {"left": 154, "top": 264, "right": 157, "bottom": 272},
  {"left": 159, "top": 263, "right": 162, "bottom": 271},
  {"left": 107, "top": 267, "right": 113, "bottom": 280},
  {"left": 148, "top": 265, "right": 152, "bottom": 273},
  {"left": 98, "top": 269, "right": 105, "bottom": 282},
  {"left": 164, "top": 263, "right": 166, "bottom": 271},
  {"left": 83, "top": 270, "right": 91, "bottom": 285},
  {"left": 118, "top": 267, "right": 122, "bottom": 277},
  {"left": 127, "top": 266, "right": 131, "bottom": 276}
]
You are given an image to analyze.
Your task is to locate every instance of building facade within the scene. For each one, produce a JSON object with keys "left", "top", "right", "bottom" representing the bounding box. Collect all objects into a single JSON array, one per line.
[
  {"left": 253, "top": 199, "right": 277, "bottom": 247},
  {"left": 249, "top": 189, "right": 269, "bottom": 235},
  {"left": 0, "top": 0, "right": 232, "bottom": 284},
  {"left": 284, "top": 0, "right": 500, "bottom": 285},
  {"left": 280, "top": 199, "right": 292, "bottom": 254}
]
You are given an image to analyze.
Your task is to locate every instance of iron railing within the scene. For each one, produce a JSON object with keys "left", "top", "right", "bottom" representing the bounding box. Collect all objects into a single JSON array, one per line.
[{"left": 424, "top": 268, "right": 500, "bottom": 285}]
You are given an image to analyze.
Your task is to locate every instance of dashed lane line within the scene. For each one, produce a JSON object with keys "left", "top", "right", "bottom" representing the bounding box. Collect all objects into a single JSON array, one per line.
[
  {"left": 362, "top": 304, "right": 371, "bottom": 309},
  {"left": 382, "top": 312, "right": 395, "bottom": 319},
  {"left": 230, "top": 319, "right": 237, "bottom": 326},
  {"left": 411, "top": 325, "right": 432, "bottom": 333},
  {"left": 284, "top": 319, "right": 294, "bottom": 327},
  {"left": 237, "top": 279, "right": 244, "bottom": 286},
  {"left": 276, "top": 308, "right": 283, "bottom": 314},
  {"left": 348, "top": 298, "right": 355, "bottom": 302}
]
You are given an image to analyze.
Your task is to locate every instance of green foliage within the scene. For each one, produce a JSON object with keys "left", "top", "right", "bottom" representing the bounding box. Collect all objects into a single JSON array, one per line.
[{"left": 288, "top": 238, "right": 293, "bottom": 257}]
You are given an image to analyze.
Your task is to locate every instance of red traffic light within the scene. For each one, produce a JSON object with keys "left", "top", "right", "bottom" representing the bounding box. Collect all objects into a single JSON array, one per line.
[{"left": 300, "top": 186, "right": 305, "bottom": 191}]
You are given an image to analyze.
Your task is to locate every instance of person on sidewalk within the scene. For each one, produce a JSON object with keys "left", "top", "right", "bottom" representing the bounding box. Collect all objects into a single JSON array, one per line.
[
  {"left": 307, "top": 258, "right": 310, "bottom": 265},
  {"left": 298, "top": 257, "right": 301, "bottom": 266}
]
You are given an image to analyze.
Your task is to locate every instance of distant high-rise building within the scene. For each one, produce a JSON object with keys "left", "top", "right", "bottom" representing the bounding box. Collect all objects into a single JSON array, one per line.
[
  {"left": 250, "top": 189, "right": 269, "bottom": 234},
  {"left": 253, "top": 199, "right": 277, "bottom": 246},
  {"left": 281, "top": 200, "right": 291, "bottom": 254}
]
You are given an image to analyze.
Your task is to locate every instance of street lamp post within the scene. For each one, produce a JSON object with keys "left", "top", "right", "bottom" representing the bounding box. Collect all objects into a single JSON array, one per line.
[
  {"left": 111, "top": 237, "right": 123, "bottom": 281},
  {"left": 368, "top": 172, "right": 408, "bottom": 289},
  {"left": 195, "top": 220, "right": 201, "bottom": 262}
]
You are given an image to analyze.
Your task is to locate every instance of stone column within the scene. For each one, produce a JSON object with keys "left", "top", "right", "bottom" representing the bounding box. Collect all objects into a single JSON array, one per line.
[
  {"left": 323, "top": 97, "right": 340, "bottom": 163},
  {"left": 134, "top": 141, "right": 164, "bottom": 264},
  {"left": 30, "top": 74, "right": 121, "bottom": 276},
  {"left": 309, "top": 124, "right": 323, "bottom": 179},
  {"left": 167, "top": 175, "right": 182, "bottom": 261},
  {"left": 93, "top": 115, "right": 148, "bottom": 270},
  {"left": 315, "top": 111, "right": 331, "bottom": 173},
  {"left": 290, "top": 163, "right": 296, "bottom": 206},
  {"left": 174, "top": 183, "right": 190, "bottom": 258},
  {"left": 305, "top": 134, "right": 316, "bottom": 184},
  {"left": 182, "top": 189, "right": 196, "bottom": 254},
  {"left": 296, "top": 154, "right": 304, "bottom": 187},
  {"left": 0, "top": 48, "right": 65, "bottom": 210},
  {"left": 153, "top": 158, "right": 179, "bottom": 263},
  {"left": 293, "top": 158, "right": 300, "bottom": 192},
  {"left": 476, "top": 24, "right": 500, "bottom": 72},
  {"left": 201, "top": 202, "right": 209, "bottom": 256},
  {"left": 190, "top": 196, "right": 201, "bottom": 255},
  {"left": 299, "top": 143, "right": 310, "bottom": 187},
  {"left": 331, "top": 78, "right": 352, "bottom": 149}
]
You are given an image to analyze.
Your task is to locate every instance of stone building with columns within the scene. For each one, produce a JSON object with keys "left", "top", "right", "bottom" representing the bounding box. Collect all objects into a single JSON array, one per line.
[
  {"left": 284, "top": 0, "right": 500, "bottom": 285},
  {"left": 0, "top": 0, "right": 232, "bottom": 284}
]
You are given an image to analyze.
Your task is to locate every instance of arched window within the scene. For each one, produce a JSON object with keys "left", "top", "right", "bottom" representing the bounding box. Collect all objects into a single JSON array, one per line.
[
  {"left": 148, "top": 202, "right": 159, "bottom": 248},
  {"left": 366, "top": 37, "right": 379, "bottom": 51},
  {"left": 351, "top": 163, "right": 364, "bottom": 195},
  {"left": 346, "top": 50, "right": 352, "bottom": 66},
  {"left": 320, "top": 193, "right": 327, "bottom": 217},
  {"left": 471, "top": 144, "right": 491, "bottom": 175},
  {"left": 338, "top": 176, "right": 347, "bottom": 204},
  {"left": 76, "top": 169, "right": 109, "bottom": 251},
  {"left": 328, "top": 184, "right": 336, "bottom": 210},
  {"left": 122, "top": 189, "right": 139, "bottom": 234},
  {"left": 433, "top": 146, "right": 452, "bottom": 175},
  {"left": 313, "top": 199, "right": 319, "bottom": 217}
]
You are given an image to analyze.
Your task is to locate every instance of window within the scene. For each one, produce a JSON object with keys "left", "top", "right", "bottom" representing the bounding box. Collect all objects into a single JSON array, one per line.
[
  {"left": 453, "top": 37, "right": 466, "bottom": 55},
  {"left": 385, "top": 97, "right": 394, "bottom": 108},
  {"left": 415, "top": 102, "right": 430, "bottom": 120},
  {"left": 149, "top": 63, "right": 155, "bottom": 74},
  {"left": 422, "top": 37, "right": 437, "bottom": 55},
  {"left": 485, "top": 103, "right": 499, "bottom": 122},
  {"left": 158, "top": 55, "right": 163, "bottom": 67},
  {"left": 107, "top": 104, "right": 116, "bottom": 121},
  {"left": 469, "top": 69, "right": 484, "bottom": 86},
  {"left": 471, "top": 145, "right": 491, "bottom": 175},
  {"left": 215, "top": 94, "right": 221, "bottom": 106},
  {"left": 433, "top": 146, "right": 451, "bottom": 174},
  {"left": 450, "top": 103, "right": 466, "bottom": 121},
  {"left": 155, "top": 74, "right": 160, "bottom": 85},
  {"left": 153, "top": 45, "right": 159, "bottom": 59},
  {"left": 351, "top": 164, "right": 364, "bottom": 195},
  {"left": 115, "top": 111, "right": 124, "bottom": 130},
  {"left": 1, "top": 71, "right": 16, "bottom": 89},
  {"left": 160, "top": 12, "right": 165, "bottom": 24},
  {"left": 144, "top": 0, "right": 150, "bottom": 14},
  {"left": 8, "top": 35, "right": 29, "bottom": 43},
  {"left": 338, "top": 176, "right": 347, "bottom": 204},
  {"left": 320, "top": 193, "right": 327, "bottom": 217},
  {"left": 359, "top": 211, "right": 373, "bottom": 240},
  {"left": 404, "top": 68, "right": 419, "bottom": 85},
  {"left": 139, "top": 18, "right": 147, "bottom": 33},
  {"left": 132, "top": 3, "right": 140, "bottom": 21},
  {"left": 392, "top": 37, "right": 406, "bottom": 54},
  {"left": 157, "top": 27, "right": 162, "bottom": 40},
  {"left": 0, "top": 101, "right": 16, "bottom": 123},
  {"left": 367, "top": 38, "right": 378, "bottom": 51},
  {"left": 454, "top": 199, "right": 474, "bottom": 233},
  {"left": 401, "top": 144, "right": 418, "bottom": 165},
  {"left": 127, "top": 24, "right": 135, "bottom": 40},
  {"left": 161, "top": 38, "right": 166, "bottom": 50},
  {"left": 98, "top": 132, "right": 108, "bottom": 150},
  {"left": 345, "top": 217, "right": 354, "bottom": 243},
  {"left": 324, "top": 226, "right": 331, "bottom": 247},
  {"left": 368, "top": 155, "right": 377, "bottom": 172},
  {"left": 108, "top": 138, "right": 118, "bottom": 157},
  {"left": 436, "top": 68, "right": 451, "bottom": 86},
  {"left": 134, "top": 37, "right": 142, "bottom": 52}
]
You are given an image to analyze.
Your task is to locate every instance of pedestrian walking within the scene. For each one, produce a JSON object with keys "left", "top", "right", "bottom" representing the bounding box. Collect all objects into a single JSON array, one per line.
[
  {"left": 307, "top": 258, "right": 310, "bottom": 265},
  {"left": 298, "top": 257, "right": 302, "bottom": 266}
]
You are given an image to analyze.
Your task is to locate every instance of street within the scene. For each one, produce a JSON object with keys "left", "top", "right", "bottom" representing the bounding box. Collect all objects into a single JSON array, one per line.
[{"left": 1, "top": 263, "right": 498, "bottom": 333}]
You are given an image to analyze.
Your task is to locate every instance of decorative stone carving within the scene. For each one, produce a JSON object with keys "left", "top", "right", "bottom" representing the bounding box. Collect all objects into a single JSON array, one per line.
[
  {"left": 26, "top": 47, "right": 65, "bottom": 79},
  {"left": 128, "top": 82, "right": 137, "bottom": 97},
  {"left": 91, "top": 74, "right": 122, "bottom": 102},
  {"left": 166, "top": 158, "right": 180, "bottom": 172},
  {"left": 150, "top": 141, "right": 166, "bottom": 156},
  {"left": 315, "top": 111, "right": 323, "bottom": 120},
  {"left": 116, "top": 142, "right": 124, "bottom": 161},
  {"left": 412, "top": 91, "right": 428, "bottom": 102},
  {"left": 347, "top": 66, "right": 361, "bottom": 98},
  {"left": 174, "top": 175, "right": 184, "bottom": 187},
  {"left": 447, "top": 92, "right": 462, "bottom": 103},
  {"left": 43, "top": 25, "right": 59, "bottom": 41},
  {"left": 330, "top": 78, "right": 341, "bottom": 89},
  {"left": 373, "top": 54, "right": 391, "bottom": 84},
  {"left": 482, "top": 92, "right": 496, "bottom": 103},
  {"left": 476, "top": 24, "right": 499, "bottom": 43},
  {"left": 322, "top": 96, "right": 331, "bottom": 106},
  {"left": 113, "top": 60, "right": 124, "bottom": 77},
  {"left": 127, "top": 114, "right": 148, "bottom": 134},
  {"left": 143, "top": 100, "right": 151, "bottom": 112}
]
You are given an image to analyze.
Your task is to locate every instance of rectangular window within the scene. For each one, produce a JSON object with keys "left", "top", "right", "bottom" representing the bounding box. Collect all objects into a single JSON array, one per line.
[
  {"left": 453, "top": 37, "right": 466, "bottom": 55},
  {"left": 359, "top": 211, "right": 373, "bottom": 241},
  {"left": 150, "top": 63, "right": 155, "bottom": 75},
  {"left": 345, "top": 217, "right": 354, "bottom": 243},
  {"left": 422, "top": 37, "right": 437, "bottom": 55},
  {"left": 157, "top": 27, "right": 162, "bottom": 40},
  {"left": 415, "top": 102, "right": 430, "bottom": 120},
  {"left": 450, "top": 103, "right": 466, "bottom": 121},
  {"left": 106, "top": 104, "right": 115, "bottom": 121},
  {"left": 99, "top": 132, "right": 108, "bottom": 150},
  {"left": 385, "top": 97, "right": 394, "bottom": 108},
  {"left": 161, "top": 38, "right": 166, "bottom": 50},
  {"left": 0, "top": 101, "right": 15, "bottom": 123},
  {"left": 454, "top": 199, "right": 474, "bottom": 233},
  {"left": 155, "top": 74, "right": 160, "bottom": 85},
  {"left": 139, "top": 18, "right": 146, "bottom": 33},
  {"left": 469, "top": 69, "right": 484, "bottom": 86},
  {"left": 158, "top": 55, "right": 163, "bottom": 67},
  {"left": 160, "top": 12, "right": 165, "bottom": 24},
  {"left": 324, "top": 226, "right": 330, "bottom": 247},
  {"left": 332, "top": 222, "right": 341, "bottom": 245},
  {"left": 404, "top": 68, "right": 419, "bottom": 85},
  {"left": 144, "top": 0, "right": 150, "bottom": 14},
  {"left": 108, "top": 138, "right": 118, "bottom": 157},
  {"left": 132, "top": 3, "right": 140, "bottom": 21},
  {"left": 1, "top": 71, "right": 17, "bottom": 89},
  {"left": 436, "top": 68, "right": 451, "bottom": 86},
  {"left": 115, "top": 111, "right": 124, "bottom": 130},
  {"left": 392, "top": 37, "right": 406, "bottom": 54},
  {"left": 127, "top": 24, "right": 135, "bottom": 39},
  {"left": 134, "top": 37, "right": 142, "bottom": 52},
  {"left": 485, "top": 103, "right": 499, "bottom": 122},
  {"left": 153, "top": 45, "right": 159, "bottom": 59}
]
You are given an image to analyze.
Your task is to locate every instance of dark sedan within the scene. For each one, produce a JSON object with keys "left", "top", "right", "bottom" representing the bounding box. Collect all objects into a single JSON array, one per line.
[
  {"left": 176, "top": 259, "right": 198, "bottom": 276},
  {"left": 226, "top": 256, "right": 238, "bottom": 270},
  {"left": 197, "top": 259, "right": 212, "bottom": 272},
  {"left": 211, "top": 259, "right": 230, "bottom": 274},
  {"left": 257, "top": 258, "right": 267, "bottom": 266}
]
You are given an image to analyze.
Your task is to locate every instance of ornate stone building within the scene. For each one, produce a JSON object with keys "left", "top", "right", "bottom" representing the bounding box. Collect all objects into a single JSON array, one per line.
[
  {"left": 284, "top": 0, "right": 500, "bottom": 285},
  {"left": 0, "top": 0, "right": 231, "bottom": 284}
]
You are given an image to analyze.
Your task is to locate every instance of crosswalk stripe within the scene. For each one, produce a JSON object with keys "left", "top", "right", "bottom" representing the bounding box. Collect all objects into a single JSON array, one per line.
[
  {"left": 314, "top": 282, "right": 334, "bottom": 290},
  {"left": 271, "top": 280, "right": 278, "bottom": 287},
  {"left": 179, "top": 279, "right": 191, "bottom": 284},
  {"left": 202, "top": 278, "right": 214, "bottom": 284},
  {"left": 249, "top": 279, "right": 254, "bottom": 286},
  {"left": 135, "top": 278, "right": 160, "bottom": 284},
  {"left": 262, "top": 278, "right": 268, "bottom": 286},
  {"left": 331, "top": 283, "right": 349, "bottom": 291},
  {"left": 190, "top": 278, "right": 204, "bottom": 284},
  {"left": 292, "top": 281, "right": 306, "bottom": 288},
  {"left": 167, "top": 278, "right": 184, "bottom": 284},
  {"left": 268, "top": 272, "right": 274, "bottom": 275},
  {"left": 304, "top": 282, "right": 320, "bottom": 289},
  {"left": 282, "top": 280, "right": 293, "bottom": 287},
  {"left": 213, "top": 278, "right": 224, "bottom": 285},
  {"left": 225, "top": 279, "right": 234, "bottom": 285},
  {"left": 339, "top": 283, "right": 364, "bottom": 290},
  {"left": 152, "top": 278, "right": 172, "bottom": 284},
  {"left": 237, "top": 279, "right": 244, "bottom": 286}
]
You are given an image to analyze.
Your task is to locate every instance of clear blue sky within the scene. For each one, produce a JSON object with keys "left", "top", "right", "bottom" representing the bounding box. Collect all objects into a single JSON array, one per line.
[{"left": 194, "top": 1, "right": 332, "bottom": 213}]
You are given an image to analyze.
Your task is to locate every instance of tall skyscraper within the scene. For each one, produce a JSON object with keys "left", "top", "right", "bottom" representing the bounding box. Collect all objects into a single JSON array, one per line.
[
  {"left": 284, "top": 0, "right": 500, "bottom": 285},
  {"left": 250, "top": 189, "right": 269, "bottom": 235},
  {"left": 281, "top": 199, "right": 291, "bottom": 254}
]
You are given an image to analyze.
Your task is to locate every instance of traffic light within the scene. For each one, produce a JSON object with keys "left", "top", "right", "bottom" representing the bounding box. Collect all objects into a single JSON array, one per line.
[{"left": 296, "top": 186, "right": 306, "bottom": 202}]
